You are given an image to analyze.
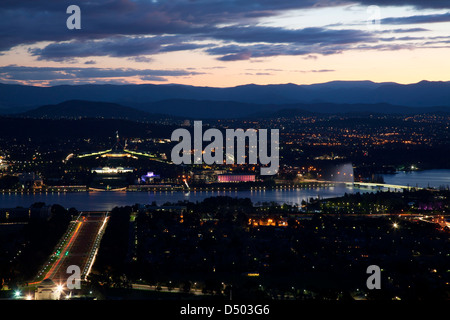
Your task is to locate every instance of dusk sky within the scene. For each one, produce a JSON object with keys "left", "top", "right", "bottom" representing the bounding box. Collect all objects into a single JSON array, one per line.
[{"left": 1, "top": 0, "right": 450, "bottom": 87}]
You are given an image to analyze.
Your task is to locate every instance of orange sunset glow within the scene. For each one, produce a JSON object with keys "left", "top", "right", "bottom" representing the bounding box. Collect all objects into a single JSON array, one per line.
[{"left": 0, "top": 1, "right": 449, "bottom": 87}]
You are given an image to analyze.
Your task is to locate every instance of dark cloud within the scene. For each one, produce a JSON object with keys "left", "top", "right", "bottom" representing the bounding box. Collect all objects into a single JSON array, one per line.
[
  {"left": 159, "top": 42, "right": 213, "bottom": 52},
  {"left": 1, "top": 0, "right": 446, "bottom": 53},
  {"left": 209, "top": 26, "right": 375, "bottom": 45},
  {"left": 388, "top": 28, "right": 430, "bottom": 33},
  {"left": 295, "top": 69, "right": 336, "bottom": 73},
  {"left": 354, "top": 42, "right": 416, "bottom": 51},
  {"left": 0, "top": 0, "right": 447, "bottom": 76},
  {"left": 381, "top": 12, "right": 450, "bottom": 25},
  {"left": 0, "top": 65, "right": 202, "bottom": 83},
  {"left": 202, "top": 23, "right": 444, "bottom": 61},
  {"left": 0, "top": 0, "right": 320, "bottom": 52},
  {"left": 303, "top": 55, "right": 319, "bottom": 60},
  {"left": 28, "top": 35, "right": 214, "bottom": 61},
  {"left": 27, "top": 23, "right": 377, "bottom": 62},
  {"left": 29, "top": 36, "right": 185, "bottom": 61},
  {"left": 218, "top": 52, "right": 253, "bottom": 61},
  {"left": 138, "top": 75, "right": 168, "bottom": 82},
  {"left": 355, "top": 1, "right": 450, "bottom": 9},
  {"left": 207, "top": 38, "right": 353, "bottom": 61},
  {"left": 128, "top": 56, "right": 153, "bottom": 63}
]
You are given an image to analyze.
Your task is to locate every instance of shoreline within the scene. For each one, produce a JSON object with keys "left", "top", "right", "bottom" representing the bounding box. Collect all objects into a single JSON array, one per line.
[
  {"left": 0, "top": 181, "right": 344, "bottom": 194},
  {"left": 0, "top": 180, "right": 424, "bottom": 194}
]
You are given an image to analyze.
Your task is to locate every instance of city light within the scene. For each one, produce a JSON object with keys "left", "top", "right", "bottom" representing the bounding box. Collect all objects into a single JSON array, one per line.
[{"left": 1, "top": 0, "right": 450, "bottom": 309}]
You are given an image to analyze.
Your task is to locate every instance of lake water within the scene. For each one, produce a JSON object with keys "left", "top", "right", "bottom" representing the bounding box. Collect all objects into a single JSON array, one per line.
[
  {"left": 0, "top": 185, "right": 356, "bottom": 211},
  {"left": 381, "top": 169, "right": 450, "bottom": 189},
  {"left": 1, "top": 169, "right": 448, "bottom": 211}
]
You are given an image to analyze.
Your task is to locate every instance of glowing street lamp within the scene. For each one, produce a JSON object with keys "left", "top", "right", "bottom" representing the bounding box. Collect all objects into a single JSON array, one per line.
[
  {"left": 56, "top": 284, "right": 64, "bottom": 293},
  {"left": 14, "top": 290, "right": 21, "bottom": 298},
  {"left": 393, "top": 223, "right": 399, "bottom": 229}
]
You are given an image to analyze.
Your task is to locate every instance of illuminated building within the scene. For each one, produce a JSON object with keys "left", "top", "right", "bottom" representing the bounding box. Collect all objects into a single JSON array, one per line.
[
  {"left": 91, "top": 167, "right": 134, "bottom": 174},
  {"left": 248, "top": 217, "right": 288, "bottom": 227},
  {"left": 217, "top": 174, "right": 255, "bottom": 183},
  {"left": 140, "top": 171, "right": 160, "bottom": 183},
  {"left": 66, "top": 132, "right": 165, "bottom": 190},
  {"left": 192, "top": 170, "right": 226, "bottom": 183},
  {"left": 0, "top": 156, "right": 8, "bottom": 170},
  {"left": 73, "top": 131, "right": 158, "bottom": 160},
  {"left": 100, "top": 152, "right": 137, "bottom": 159}
]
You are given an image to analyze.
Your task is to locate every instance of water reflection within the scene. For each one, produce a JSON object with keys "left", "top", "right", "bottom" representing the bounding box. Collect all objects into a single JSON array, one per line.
[
  {"left": 1, "top": 169, "right": 447, "bottom": 211},
  {"left": 0, "top": 185, "right": 355, "bottom": 211},
  {"left": 382, "top": 169, "right": 450, "bottom": 189}
]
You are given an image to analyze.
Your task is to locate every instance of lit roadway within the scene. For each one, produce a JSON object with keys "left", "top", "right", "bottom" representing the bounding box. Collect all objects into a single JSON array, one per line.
[
  {"left": 346, "top": 181, "right": 423, "bottom": 191},
  {"left": 304, "top": 179, "right": 423, "bottom": 191},
  {"left": 31, "top": 212, "right": 108, "bottom": 287}
]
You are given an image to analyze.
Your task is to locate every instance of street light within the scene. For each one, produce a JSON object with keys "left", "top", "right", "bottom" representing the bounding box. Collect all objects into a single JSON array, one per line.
[{"left": 14, "top": 290, "right": 21, "bottom": 298}]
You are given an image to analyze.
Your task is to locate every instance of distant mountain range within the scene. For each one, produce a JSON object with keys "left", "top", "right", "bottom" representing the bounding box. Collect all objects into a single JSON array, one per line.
[
  {"left": 134, "top": 100, "right": 450, "bottom": 118},
  {"left": 1, "top": 80, "right": 450, "bottom": 119},
  {"left": 12, "top": 99, "right": 450, "bottom": 121},
  {"left": 18, "top": 100, "right": 178, "bottom": 122}
]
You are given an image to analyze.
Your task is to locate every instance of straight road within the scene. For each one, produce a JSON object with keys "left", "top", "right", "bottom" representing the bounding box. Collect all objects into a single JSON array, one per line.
[{"left": 32, "top": 213, "right": 108, "bottom": 287}]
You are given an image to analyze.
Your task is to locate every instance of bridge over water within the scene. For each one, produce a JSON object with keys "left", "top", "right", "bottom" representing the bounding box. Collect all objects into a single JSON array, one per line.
[
  {"left": 346, "top": 181, "right": 422, "bottom": 191},
  {"left": 304, "top": 180, "right": 423, "bottom": 191}
]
